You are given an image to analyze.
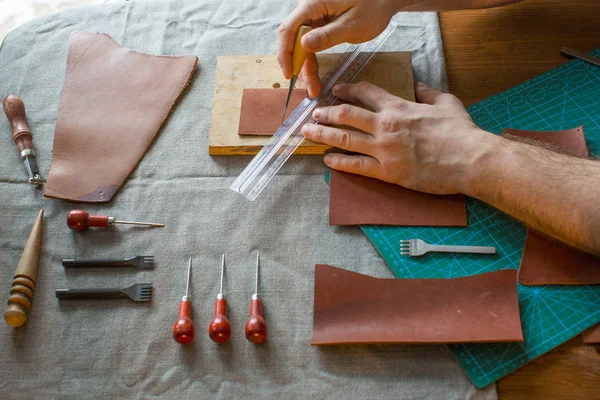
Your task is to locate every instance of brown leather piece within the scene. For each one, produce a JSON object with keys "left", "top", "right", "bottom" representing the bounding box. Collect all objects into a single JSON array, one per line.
[
  {"left": 517, "top": 230, "right": 600, "bottom": 285},
  {"left": 44, "top": 31, "right": 198, "bottom": 203},
  {"left": 311, "top": 264, "right": 523, "bottom": 345},
  {"left": 502, "top": 127, "right": 589, "bottom": 158},
  {"left": 329, "top": 169, "right": 467, "bottom": 226},
  {"left": 501, "top": 127, "right": 600, "bottom": 285},
  {"left": 583, "top": 324, "right": 600, "bottom": 344},
  {"left": 238, "top": 88, "right": 308, "bottom": 136}
]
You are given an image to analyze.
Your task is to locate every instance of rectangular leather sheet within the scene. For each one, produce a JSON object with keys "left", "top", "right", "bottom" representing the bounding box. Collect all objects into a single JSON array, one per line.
[
  {"left": 502, "top": 127, "right": 600, "bottom": 285},
  {"left": 238, "top": 88, "right": 308, "bottom": 136},
  {"left": 311, "top": 264, "right": 524, "bottom": 345},
  {"left": 583, "top": 324, "right": 600, "bottom": 344},
  {"left": 44, "top": 31, "right": 198, "bottom": 202},
  {"left": 329, "top": 169, "right": 467, "bottom": 226}
]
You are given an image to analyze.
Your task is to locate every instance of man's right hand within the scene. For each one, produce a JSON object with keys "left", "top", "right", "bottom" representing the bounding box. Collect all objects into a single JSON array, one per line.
[{"left": 276, "top": 0, "right": 399, "bottom": 98}]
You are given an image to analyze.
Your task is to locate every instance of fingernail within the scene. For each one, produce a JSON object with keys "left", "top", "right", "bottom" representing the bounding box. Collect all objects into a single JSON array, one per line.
[
  {"left": 302, "top": 124, "right": 313, "bottom": 135},
  {"left": 313, "top": 109, "right": 321, "bottom": 119},
  {"left": 332, "top": 85, "right": 340, "bottom": 95},
  {"left": 323, "top": 154, "right": 334, "bottom": 165},
  {"left": 417, "top": 82, "right": 428, "bottom": 88}
]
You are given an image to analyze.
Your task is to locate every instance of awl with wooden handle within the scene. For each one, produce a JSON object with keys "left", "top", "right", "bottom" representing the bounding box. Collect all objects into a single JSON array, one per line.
[
  {"left": 282, "top": 25, "right": 312, "bottom": 123},
  {"left": 3, "top": 95, "right": 44, "bottom": 186}
]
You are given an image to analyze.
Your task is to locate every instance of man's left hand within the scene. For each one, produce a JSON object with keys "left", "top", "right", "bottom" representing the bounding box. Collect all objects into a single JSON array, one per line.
[{"left": 301, "top": 81, "right": 499, "bottom": 195}]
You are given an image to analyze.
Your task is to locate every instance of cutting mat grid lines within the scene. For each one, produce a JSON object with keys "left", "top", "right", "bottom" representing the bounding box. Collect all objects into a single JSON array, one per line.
[{"left": 358, "top": 48, "right": 600, "bottom": 388}]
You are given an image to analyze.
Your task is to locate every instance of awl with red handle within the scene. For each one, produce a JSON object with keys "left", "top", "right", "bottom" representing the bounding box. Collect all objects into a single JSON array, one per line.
[{"left": 67, "top": 210, "right": 165, "bottom": 232}]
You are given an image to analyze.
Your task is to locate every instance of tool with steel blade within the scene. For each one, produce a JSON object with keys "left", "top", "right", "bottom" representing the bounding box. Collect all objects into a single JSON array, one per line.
[
  {"left": 231, "top": 17, "right": 402, "bottom": 200},
  {"left": 209, "top": 254, "right": 231, "bottom": 344},
  {"left": 62, "top": 256, "right": 155, "bottom": 269},
  {"left": 66, "top": 210, "right": 165, "bottom": 232},
  {"left": 282, "top": 25, "right": 311, "bottom": 123},
  {"left": 3, "top": 95, "right": 44, "bottom": 186},
  {"left": 245, "top": 253, "right": 267, "bottom": 344},
  {"left": 55, "top": 283, "right": 153, "bottom": 302},
  {"left": 400, "top": 239, "right": 496, "bottom": 257},
  {"left": 173, "top": 258, "right": 195, "bottom": 344}
]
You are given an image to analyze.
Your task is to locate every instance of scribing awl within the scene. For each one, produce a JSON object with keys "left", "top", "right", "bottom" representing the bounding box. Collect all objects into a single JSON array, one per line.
[
  {"left": 173, "top": 257, "right": 195, "bottom": 344},
  {"left": 208, "top": 254, "right": 231, "bottom": 344},
  {"left": 3, "top": 95, "right": 44, "bottom": 186},
  {"left": 66, "top": 210, "right": 165, "bottom": 232},
  {"left": 245, "top": 253, "right": 267, "bottom": 344},
  {"left": 282, "top": 25, "right": 312, "bottom": 123}
]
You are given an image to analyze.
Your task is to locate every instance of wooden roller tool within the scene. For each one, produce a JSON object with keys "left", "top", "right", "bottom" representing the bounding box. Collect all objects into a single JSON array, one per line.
[
  {"left": 4, "top": 209, "right": 44, "bottom": 327},
  {"left": 3, "top": 95, "right": 44, "bottom": 186}
]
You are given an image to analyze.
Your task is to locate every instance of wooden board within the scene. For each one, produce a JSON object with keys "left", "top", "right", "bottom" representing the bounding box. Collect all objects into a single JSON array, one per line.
[
  {"left": 208, "top": 52, "right": 414, "bottom": 155},
  {"left": 439, "top": 2, "right": 600, "bottom": 398}
]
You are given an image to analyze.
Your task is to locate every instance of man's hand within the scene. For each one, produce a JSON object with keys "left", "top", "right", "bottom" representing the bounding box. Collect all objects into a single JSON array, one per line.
[
  {"left": 277, "top": 1, "right": 524, "bottom": 97},
  {"left": 277, "top": 0, "right": 398, "bottom": 98},
  {"left": 301, "top": 81, "right": 499, "bottom": 195},
  {"left": 302, "top": 81, "right": 600, "bottom": 256}
]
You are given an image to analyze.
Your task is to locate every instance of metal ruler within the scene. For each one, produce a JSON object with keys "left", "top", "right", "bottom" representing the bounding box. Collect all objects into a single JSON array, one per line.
[{"left": 230, "top": 17, "right": 401, "bottom": 200}]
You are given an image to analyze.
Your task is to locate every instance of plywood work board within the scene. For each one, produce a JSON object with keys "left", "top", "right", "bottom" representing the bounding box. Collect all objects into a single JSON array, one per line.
[{"left": 208, "top": 52, "right": 414, "bottom": 155}]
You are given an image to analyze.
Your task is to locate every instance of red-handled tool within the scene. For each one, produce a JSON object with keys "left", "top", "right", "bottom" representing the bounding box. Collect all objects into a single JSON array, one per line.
[
  {"left": 173, "top": 257, "right": 194, "bottom": 345},
  {"left": 245, "top": 253, "right": 267, "bottom": 344},
  {"left": 208, "top": 254, "right": 231, "bottom": 344},
  {"left": 66, "top": 210, "right": 165, "bottom": 232},
  {"left": 3, "top": 95, "right": 44, "bottom": 186}
]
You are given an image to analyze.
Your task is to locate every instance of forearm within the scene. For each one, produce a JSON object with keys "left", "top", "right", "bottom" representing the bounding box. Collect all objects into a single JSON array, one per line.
[
  {"left": 396, "top": 0, "right": 524, "bottom": 12},
  {"left": 466, "top": 132, "right": 600, "bottom": 255}
]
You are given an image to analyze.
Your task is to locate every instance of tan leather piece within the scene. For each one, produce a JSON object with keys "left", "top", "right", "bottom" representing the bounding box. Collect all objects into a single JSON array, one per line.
[
  {"left": 329, "top": 169, "right": 467, "bottom": 226},
  {"left": 238, "top": 88, "right": 307, "bottom": 136},
  {"left": 501, "top": 127, "right": 600, "bottom": 285},
  {"left": 583, "top": 324, "right": 600, "bottom": 344},
  {"left": 311, "top": 264, "right": 523, "bottom": 345},
  {"left": 44, "top": 31, "right": 198, "bottom": 203}
]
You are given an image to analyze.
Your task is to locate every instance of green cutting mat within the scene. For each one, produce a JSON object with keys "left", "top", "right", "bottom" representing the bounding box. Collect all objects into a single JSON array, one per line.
[{"left": 355, "top": 49, "right": 600, "bottom": 388}]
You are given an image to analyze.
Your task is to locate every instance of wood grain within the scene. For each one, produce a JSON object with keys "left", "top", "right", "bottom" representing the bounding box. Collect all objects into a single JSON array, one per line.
[
  {"left": 440, "top": 0, "right": 600, "bottom": 106},
  {"left": 440, "top": 1, "right": 600, "bottom": 398},
  {"left": 208, "top": 53, "right": 414, "bottom": 155}
]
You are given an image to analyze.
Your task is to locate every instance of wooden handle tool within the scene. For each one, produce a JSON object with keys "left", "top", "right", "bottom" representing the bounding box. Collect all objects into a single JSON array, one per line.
[
  {"left": 245, "top": 253, "right": 267, "bottom": 344},
  {"left": 291, "top": 25, "right": 312, "bottom": 77},
  {"left": 5, "top": 209, "right": 44, "bottom": 327},
  {"left": 3, "top": 95, "right": 44, "bottom": 186},
  {"left": 208, "top": 254, "right": 231, "bottom": 344},
  {"left": 282, "top": 25, "right": 312, "bottom": 122}
]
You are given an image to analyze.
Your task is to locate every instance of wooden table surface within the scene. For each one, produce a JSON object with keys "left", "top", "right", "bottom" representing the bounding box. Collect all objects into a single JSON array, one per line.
[{"left": 439, "top": 1, "right": 600, "bottom": 398}]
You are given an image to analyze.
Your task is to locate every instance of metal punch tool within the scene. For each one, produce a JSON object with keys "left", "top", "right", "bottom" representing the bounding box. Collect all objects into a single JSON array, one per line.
[{"left": 400, "top": 239, "right": 496, "bottom": 257}]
